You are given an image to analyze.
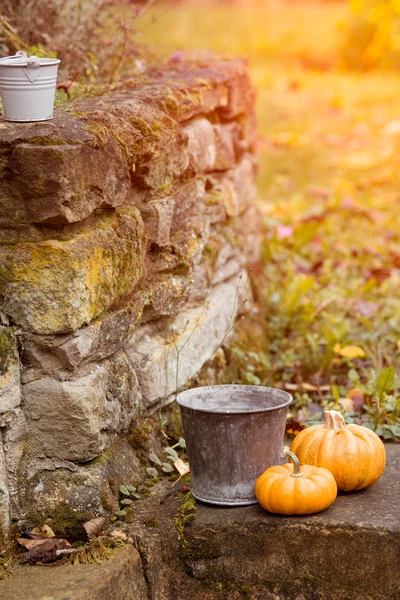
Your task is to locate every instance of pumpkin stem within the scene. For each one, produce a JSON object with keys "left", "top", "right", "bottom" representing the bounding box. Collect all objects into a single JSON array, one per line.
[
  {"left": 324, "top": 410, "right": 347, "bottom": 430},
  {"left": 282, "top": 450, "right": 303, "bottom": 477}
]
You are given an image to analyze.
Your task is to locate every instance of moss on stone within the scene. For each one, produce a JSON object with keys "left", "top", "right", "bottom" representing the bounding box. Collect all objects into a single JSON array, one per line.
[
  {"left": 26, "top": 503, "right": 91, "bottom": 540},
  {"left": 29, "top": 137, "right": 81, "bottom": 146},
  {"left": 143, "top": 517, "right": 160, "bottom": 528},
  {"left": 0, "top": 328, "right": 14, "bottom": 375},
  {"left": 127, "top": 420, "right": 154, "bottom": 465},
  {"left": 174, "top": 491, "right": 196, "bottom": 538}
]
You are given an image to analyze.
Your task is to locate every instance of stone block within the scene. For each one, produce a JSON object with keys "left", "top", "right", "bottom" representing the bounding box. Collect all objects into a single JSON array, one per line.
[
  {"left": 182, "top": 118, "right": 250, "bottom": 175},
  {"left": 78, "top": 99, "right": 189, "bottom": 191},
  {"left": 20, "top": 290, "right": 150, "bottom": 379},
  {"left": 182, "top": 117, "right": 217, "bottom": 173},
  {"left": 0, "top": 208, "right": 146, "bottom": 334},
  {"left": 0, "top": 328, "right": 21, "bottom": 426},
  {"left": 142, "top": 275, "right": 189, "bottom": 321},
  {"left": 138, "top": 195, "right": 175, "bottom": 246},
  {"left": 213, "top": 122, "right": 237, "bottom": 170},
  {"left": 13, "top": 436, "right": 143, "bottom": 520},
  {"left": 138, "top": 56, "right": 253, "bottom": 122},
  {"left": 206, "top": 154, "right": 257, "bottom": 218},
  {"left": 22, "top": 353, "right": 141, "bottom": 462},
  {"left": 0, "top": 545, "right": 148, "bottom": 600},
  {"left": 0, "top": 142, "right": 130, "bottom": 225},
  {"left": 126, "top": 277, "right": 242, "bottom": 406},
  {"left": 0, "top": 430, "right": 10, "bottom": 545}
]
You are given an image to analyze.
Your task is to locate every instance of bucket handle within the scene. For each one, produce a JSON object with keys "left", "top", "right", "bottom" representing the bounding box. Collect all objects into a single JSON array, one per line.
[
  {"left": 0, "top": 50, "right": 40, "bottom": 68},
  {"left": 0, "top": 50, "right": 28, "bottom": 64}
]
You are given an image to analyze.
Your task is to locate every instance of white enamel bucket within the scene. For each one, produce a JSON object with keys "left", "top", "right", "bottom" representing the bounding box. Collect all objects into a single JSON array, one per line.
[{"left": 0, "top": 51, "right": 60, "bottom": 122}]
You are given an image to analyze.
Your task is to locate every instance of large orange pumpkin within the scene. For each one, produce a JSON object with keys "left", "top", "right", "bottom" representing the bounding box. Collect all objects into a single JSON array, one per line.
[
  {"left": 290, "top": 410, "right": 386, "bottom": 492},
  {"left": 255, "top": 450, "right": 337, "bottom": 515}
]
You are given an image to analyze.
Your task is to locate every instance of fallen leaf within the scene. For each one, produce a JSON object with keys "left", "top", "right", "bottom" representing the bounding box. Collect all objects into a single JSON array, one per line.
[
  {"left": 110, "top": 530, "right": 127, "bottom": 541},
  {"left": 339, "top": 397, "right": 355, "bottom": 412},
  {"left": 174, "top": 459, "right": 190, "bottom": 476},
  {"left": 18, "top": 538, "right": 49, "bottom": 550},
  {"left": 333, "top": 344, "right": 366, "bottom": 359},
  {"left": 305, "top": 186, "right": 332, "bottom": 200},
  {"left": 19, "top": 537, "right": 73, "bottom": 565},
  {"left": 268, "top": 132, "right": 309, "bottom": 148},
  {"left": 276, "top": 224, "right": 294, "bottom": 240},
  {"left": 348, "top": 388, "right": 365, "bottom": 411},
  {"left": 352, "top": 301, "right": 379, "bottom": 319},
  {"left": 31, "top": 524, "right": 55, "bottom": 538},
  {"left": 83, "top": 517, "right": 106, "bottom": 539}
]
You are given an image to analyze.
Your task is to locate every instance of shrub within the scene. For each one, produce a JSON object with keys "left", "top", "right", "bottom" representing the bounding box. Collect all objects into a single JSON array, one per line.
[{"left": 0, "top": 1, "right": 150, "bottom": 82}]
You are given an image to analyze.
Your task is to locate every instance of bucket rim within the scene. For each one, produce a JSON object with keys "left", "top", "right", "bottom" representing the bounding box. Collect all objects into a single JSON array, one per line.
[{"left": 176, "top": 384, "right": 293, "bottom": 414}]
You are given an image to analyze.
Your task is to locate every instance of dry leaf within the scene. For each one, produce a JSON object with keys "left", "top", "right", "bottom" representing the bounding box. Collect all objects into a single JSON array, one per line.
[
  {"left": 18, "top": 538, "right": 49, "bottom": 550},
  {"left": 109, "top": 530, "right": 127, "bottom": 541},
  {"left": 276, "top": 224, "right": 294, "bottom": 240},
  {"left": 333, "top": 344, "right": 366, "bottom": 359},
  {"left": 174, "top": 459, "right": 190, "bottom": 476},
  {"left": 339, "top": 397, "right": 355, "bottom": 413},
  {"left": 31, "top": 524, "right": 55, "bottom": 538},
  {"left": 83, "top": 516, "right": 106, "bottom": 539},
  {"left": 352, "top": 301, "right": 379, "bottom": 319},
  {"left": 348, "top": 388, "right": 365, "bottom": 411}
]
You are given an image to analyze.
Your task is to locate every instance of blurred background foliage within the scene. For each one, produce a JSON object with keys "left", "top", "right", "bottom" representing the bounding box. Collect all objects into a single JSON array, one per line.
[{"left": 343, "top": 0, "right": 400, "bottom": 70}]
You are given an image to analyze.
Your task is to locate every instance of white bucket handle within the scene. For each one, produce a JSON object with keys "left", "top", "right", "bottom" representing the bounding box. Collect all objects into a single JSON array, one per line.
[
  {"left": 0, "top": 51, "right": 40, "bottom": 68},
  {"left": 0, "top": 50, "right": 28, "bottom": 64}
]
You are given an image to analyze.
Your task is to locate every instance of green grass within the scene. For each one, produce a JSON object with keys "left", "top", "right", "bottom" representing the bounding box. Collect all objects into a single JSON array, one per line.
[{"left": 135, "top": 2, "right": 400, "bottom": 438}]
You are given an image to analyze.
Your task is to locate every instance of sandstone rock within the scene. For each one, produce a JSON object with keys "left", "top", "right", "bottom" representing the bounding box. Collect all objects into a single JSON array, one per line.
[
  {"left": 0, "top": 142, "right": 130, "bottom": 225},
  {"left": 206, "top": 154, "right": 257, "bottom": 218},
  {"left": 0, "top": 208, "right": 146, "bottom": 334},
  {"left": 20, "top": 290, "right": 150, "bottom": 378},
  {"left": 126, "top": 277, "right": 242, "bottom": 406},
  {"left": 138, "top": 196, "right": 175, "bottom": 246},
  {"left": 213, "top": 122, "right": 238, "bottom": 170},
  {"left": 182, "top": 117, "right": 216, "bottom": 173},
  {"left": 22, "top": 353, "right": 141, "bottom": 462},
  {"left": 142, "top": 275, "right": 189, "bottom": 321},
  {"left": 77, "top": 98, "right": 189, "bottom": 191},
  {"left": 0, "top": 328, "right": 21, "bottom": 426},
  {"left": 12, "top": 436, "right": 143, "bottom": 521},
  {"left": 2, "top": 408, "right": 27, "bottom": 520},
  {"left": 182, "top": 118, "right": 250, "bottom": 175},
  {"left": 139, "top": 57, "right": 253, "bottom": 122},
  {"left": 0, "top": 544, "right": 148, "bottom": 600},
  {"left": 0, "top": 430, "right": 10, "bottom": 545},
  {"left": 171, "top": 178, "right": 206, "bottom": 232}
]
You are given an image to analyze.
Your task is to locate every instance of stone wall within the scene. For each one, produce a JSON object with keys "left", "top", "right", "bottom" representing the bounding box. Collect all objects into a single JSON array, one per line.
[{"left": 0, "top": 56, "right": 260, "bottom": 537}]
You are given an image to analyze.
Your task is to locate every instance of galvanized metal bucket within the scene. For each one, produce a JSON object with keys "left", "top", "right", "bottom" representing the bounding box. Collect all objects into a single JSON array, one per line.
[
  {"left": 176, "top": 384, "right": 292, "bottom": 506},
  {"left": 0, "top": 51, "right": 60, "bottom": 122}
]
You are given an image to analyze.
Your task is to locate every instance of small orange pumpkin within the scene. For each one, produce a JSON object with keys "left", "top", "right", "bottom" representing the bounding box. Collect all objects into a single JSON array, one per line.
[
  {"left": 255, "top": 450, "right": 337, "bottom": 515},
  {"left": 290, "top": 410, "right": 386, "bottom": 492}
]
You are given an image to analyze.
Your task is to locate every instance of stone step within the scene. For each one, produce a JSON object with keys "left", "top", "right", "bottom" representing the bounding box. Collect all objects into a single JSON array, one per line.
[
  {"left": 179, "top": 444, "right": 400, "bottom": 600},
  {"left": 1, "top": 446, "right": 399, "bottom": 599},
  {"left": 127, "top": 443, "right": 400, "bottom": 600},
  {"left": 0, "top": 547, "right": 148, "bottom": 600}
]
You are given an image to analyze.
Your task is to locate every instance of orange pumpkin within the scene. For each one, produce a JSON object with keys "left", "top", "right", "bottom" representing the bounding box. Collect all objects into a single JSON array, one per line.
[
  {"left": 290, "top": 410, "right": 386, "bottom": 492},
  {"left": 255, "top": 450, "right": 337, "bottom": 515}
]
